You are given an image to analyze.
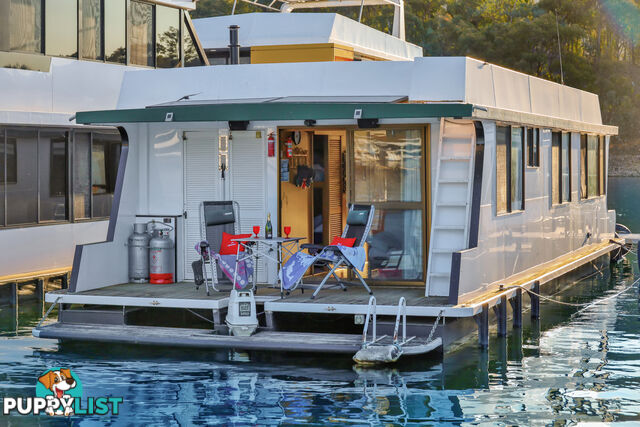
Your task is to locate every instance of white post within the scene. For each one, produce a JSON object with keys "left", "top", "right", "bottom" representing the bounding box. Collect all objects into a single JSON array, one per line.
[{"left": 392, "top": 0, "right": 405, "bottom": 40}]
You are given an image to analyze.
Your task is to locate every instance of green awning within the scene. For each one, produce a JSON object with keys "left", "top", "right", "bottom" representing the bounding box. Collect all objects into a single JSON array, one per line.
[{"left": 75, "top": 102, "right": 474, "bottom": 125}]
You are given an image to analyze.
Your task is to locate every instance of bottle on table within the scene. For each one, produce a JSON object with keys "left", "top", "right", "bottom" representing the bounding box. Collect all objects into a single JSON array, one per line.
[{"left": 265, "top": 213, "right": 273, "bottom": 239}]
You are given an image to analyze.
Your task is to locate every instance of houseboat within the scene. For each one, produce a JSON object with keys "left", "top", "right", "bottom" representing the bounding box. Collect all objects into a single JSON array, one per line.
[
  {"left": 0, "top": 0, "right": 208, "bottom": 288},
  {"left": 32, "top": 38, "right": 621, "bottom": 359}
]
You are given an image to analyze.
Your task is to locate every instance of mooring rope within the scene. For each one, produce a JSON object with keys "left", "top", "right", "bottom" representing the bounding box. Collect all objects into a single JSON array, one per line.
[
  {"left": 507, "top": 275, "right": 640, "bottom": 309},
  {"left": 185, "top": 308, "right": 215, "bottom": 324}
]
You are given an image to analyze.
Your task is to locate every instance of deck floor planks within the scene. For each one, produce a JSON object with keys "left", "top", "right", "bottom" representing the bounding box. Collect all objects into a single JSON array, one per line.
[{"left": 73, "top": 282, "right": 281, "bottom": 301}]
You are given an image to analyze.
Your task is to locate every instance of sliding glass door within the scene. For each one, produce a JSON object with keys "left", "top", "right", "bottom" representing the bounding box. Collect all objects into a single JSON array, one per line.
[{"left": 350, "top": 127, "right": 427, "bottom": 283}]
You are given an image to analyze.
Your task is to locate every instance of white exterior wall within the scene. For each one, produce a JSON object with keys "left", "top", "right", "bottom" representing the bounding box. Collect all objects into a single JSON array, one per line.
[{"left": 455, "top": 121, "right": 613, "bottom": 300}]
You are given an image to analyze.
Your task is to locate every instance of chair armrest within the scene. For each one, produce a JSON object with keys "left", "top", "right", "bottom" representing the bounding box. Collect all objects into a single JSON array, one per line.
[{"left": 301, "top": 243, "right": 324, "bottom": 255}]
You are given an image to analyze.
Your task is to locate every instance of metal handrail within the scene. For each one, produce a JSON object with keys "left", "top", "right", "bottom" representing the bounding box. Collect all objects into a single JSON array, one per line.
[
  {"left": 362, "top": 295, "right": 376, "bottom": 344},
  {"left": 393, "top": 297, "right": 407, "bottom": 344}
]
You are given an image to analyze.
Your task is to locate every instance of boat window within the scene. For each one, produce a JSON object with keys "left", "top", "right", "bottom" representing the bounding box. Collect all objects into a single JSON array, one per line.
[
  {"left": 496, "top": 125, "right": 524, "bottom": 213},
  {"left": 352, "top": 128, "right": 425, "bottom": 281},
  {"left": 45, "top": 0, "right": 78, "bottom": 58},
  {"left": 128, "top": 0, "right": 154, "bottom": 67},
  {"left": 91, "top": 131, "right": 121, "bottom": 218},
  {"left": 73, "top": 132, "right": 92, "bottom": 219},
  {"left": 104, "top": 0, "right": 126, "bottom": 64},
  {"left": 551, "top": 132, "right": 561, "bottom": 204},
  {"left": 561, "top": 133, "right": 571, "bottom": 203},
  {"left": 156, "top": 5, "right": 180, "bottom": 68},
  {"left": 587, "top": 135, "right": 598, "bottom": 197},
  {"left": 39, "top": 130, "right": 68, "bottom": 222},
  {"left": 0, "top": 0, "right": 42, "bottom": 54},
  {"left": 79, "top": 0, "right": 103, "bottom": 60},
  {"left": 580, "top": 134, "right": 587, "bottom": 199},
  {"left": 511, "top": 126, "right": 524, "bottom": 210},
  {"left": 526, "top": 128, "right": 540, "bottom": 167},
  {"left": 599, "top": 136, "right": 606, "bottom": 195},
  {"left": 496, "top": 126, "right": 509, "bottom": 214},
  {"left": 6, "top": 129, "right": 38, "bottom": 225}
]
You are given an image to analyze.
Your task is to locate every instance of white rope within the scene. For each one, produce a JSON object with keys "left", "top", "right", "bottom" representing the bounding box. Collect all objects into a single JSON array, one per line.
[{"left": 186, "top": 308, "right": 215, "bottom": 324}]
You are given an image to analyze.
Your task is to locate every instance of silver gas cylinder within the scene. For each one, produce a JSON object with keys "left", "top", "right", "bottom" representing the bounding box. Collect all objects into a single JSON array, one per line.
[
  {"left": 128, "top": 223, "right": 150, "bottom": 283},
  {"left": 149, "top": 226, "right": 175, "bottom": 284}
]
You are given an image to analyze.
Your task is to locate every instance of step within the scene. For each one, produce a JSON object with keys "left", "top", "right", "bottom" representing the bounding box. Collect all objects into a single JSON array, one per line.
[
  {"left": 436, "top": 202, "right": 467, "bottom": 208},
  {"left": 429, "top": 272, "right": 450, "bottom": 278},
  {"left": 438, "top": 178, "right": 469, "bottom": 184},
  {"left": 434, "top": 225, "right": 465, "bottom": 230},
  {"left": 431, "top": 248, "right": 456, "bottom": 254},
  {"left": 441, "top": 156, "right": 472, "bottom": 161}
]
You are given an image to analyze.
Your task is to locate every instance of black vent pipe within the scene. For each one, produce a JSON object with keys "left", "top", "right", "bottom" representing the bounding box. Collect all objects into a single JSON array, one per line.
[{"left": 229, "top": 25, "right": 240, "bottom": 65}]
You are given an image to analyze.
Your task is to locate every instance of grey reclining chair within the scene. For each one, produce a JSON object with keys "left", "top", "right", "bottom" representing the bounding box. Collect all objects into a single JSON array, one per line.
[
  {"left": 192, "top": 200, "right": 242, "bottom": 295},
  {"left": 300, "top": 204, "right": 375, "bottom": 299}
]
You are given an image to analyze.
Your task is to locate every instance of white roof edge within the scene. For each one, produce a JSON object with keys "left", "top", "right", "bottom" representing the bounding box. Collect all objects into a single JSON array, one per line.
[{"left": 193, "top": 13, "right": 422, "bottom": 61}]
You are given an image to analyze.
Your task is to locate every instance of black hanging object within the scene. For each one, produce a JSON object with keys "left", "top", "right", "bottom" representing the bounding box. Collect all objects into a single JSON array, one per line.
[{"left": 295, "top": 165, "right": 314, "bottom": 188}]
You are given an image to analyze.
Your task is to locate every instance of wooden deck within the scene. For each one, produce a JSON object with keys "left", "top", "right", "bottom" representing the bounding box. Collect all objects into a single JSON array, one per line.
[{"left": 46, "top": 282, "right": 282, "bottom": 310}]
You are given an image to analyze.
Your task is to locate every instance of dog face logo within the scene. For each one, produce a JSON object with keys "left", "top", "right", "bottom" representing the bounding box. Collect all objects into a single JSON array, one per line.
[
  {"left": 39, "top": 369, "right": 76, "bottom": 399},
  {"left": 36, "top": 368, "right": 82, "bottom": 416}
]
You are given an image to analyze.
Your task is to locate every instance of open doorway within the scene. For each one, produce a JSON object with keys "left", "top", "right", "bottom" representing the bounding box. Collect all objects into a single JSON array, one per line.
[{"left": 279, "top": 129, "right": 347, "bottom": 251}]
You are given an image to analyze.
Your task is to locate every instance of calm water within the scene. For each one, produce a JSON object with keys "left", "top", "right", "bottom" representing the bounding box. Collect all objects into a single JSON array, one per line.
[{"left": 0, "top": 178, "right": 639, "bottom": 425}]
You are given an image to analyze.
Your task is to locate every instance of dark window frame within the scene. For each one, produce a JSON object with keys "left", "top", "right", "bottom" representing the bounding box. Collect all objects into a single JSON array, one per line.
[
  {"left": 580, "top": 133, "right": 604, "bottom": 200},
  {"left": 0, "top": 125, "right": 121, "bottom": 229},
  {"left": 526, "top": 127, "right": 540, "bottom": 167},
  {"left": 496, "top": 124, "right": 525, "bottom": 215},
  {"left": 1, "top": 0, "right": 204, "bottom": 69}
]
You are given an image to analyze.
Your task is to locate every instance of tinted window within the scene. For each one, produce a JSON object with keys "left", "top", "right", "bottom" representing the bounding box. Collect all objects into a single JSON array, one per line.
[
  {"left": 587, "top": 135, "right": 598, "bottom": 197},
  {"left": 156, "top": 6, "right": 179, "bottom": 68},
  {"left": 0, "top": 0, "right": 42, "bottom": 53},
  {"left": 353, "top": 129, "right": 422, "bottom": 203},
  {"left": 129, "top": 1, "right": 154, "bottom": 67},
  {"left": 45, "top": 0, "right": 77, "bottom": 58},
  {"left": 39, "top": 130, "right": 68, "bottom": 221},
  {"left": 561, "top": 133, "right": 571, "bottom": 203},
  {"left": 551, "top": 131, "right": 560, "bottom": 204},
  {"left": 92, "top": 132, "right": 121, "bottom": 218},
  {"left": 580, "top": 134, "right": 587, "bottom": 199},
  {"left": 527, "top": 127, "right": 539, "bottom": 167},
  {"left": 79, "top": 0, "right": 102, "bottom": 60},
  {"left": 511, "top": 126, "right": 524, "bottom": 210},
  {"left": 73, "top": 132, "right": 91, "bottom": 219},
  {"left": 104, "top": 0, "right": 126, "bottom": 63},
  {"left": 496, "top": 125, "right": 509, "bottom": 214},
  {"left": 353, "top": 128, "right": 425, "bottom": 281},
  {"left": 6, "top": 129, "right": 38, "bottom": 225}
]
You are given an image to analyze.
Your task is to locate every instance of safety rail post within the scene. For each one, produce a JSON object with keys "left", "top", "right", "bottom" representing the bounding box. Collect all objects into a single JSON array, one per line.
[
  {"left": 392, "top": 297, "right": 407, "bottom": 344},
  {"left": 362, "top": 296, "right": 377, "bottom": 345}
]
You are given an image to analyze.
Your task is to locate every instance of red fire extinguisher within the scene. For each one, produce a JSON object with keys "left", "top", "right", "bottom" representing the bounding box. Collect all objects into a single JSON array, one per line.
[
  {"left": 285, "top": 137, "right": 293, "bottom": 158},
  {"left": 267, "top": 133, "right": 275, "bottom": 157}
]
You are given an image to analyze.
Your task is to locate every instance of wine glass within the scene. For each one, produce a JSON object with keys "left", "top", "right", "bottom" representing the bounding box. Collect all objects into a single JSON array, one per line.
[
  {"left": 253, "top": 225, "right": 260, "bottom": 238},
  {"left": 284, "top": 226, "right": 291, "bottom": 239}
]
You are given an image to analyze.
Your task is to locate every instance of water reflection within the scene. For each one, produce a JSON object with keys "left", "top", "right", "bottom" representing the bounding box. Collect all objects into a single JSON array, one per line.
[{"left": 0, "top": 257, "right": 638, "bottom": 423}]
